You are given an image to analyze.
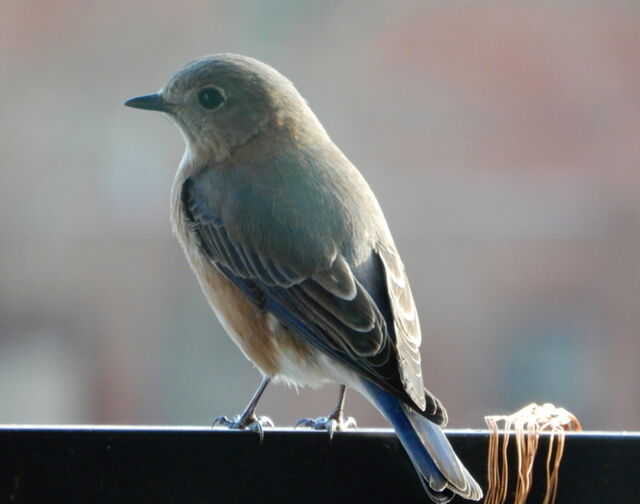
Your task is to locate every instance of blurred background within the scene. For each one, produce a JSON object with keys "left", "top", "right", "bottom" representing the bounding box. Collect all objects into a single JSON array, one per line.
[{"left": 1, "top": 1, "right": 638, "bottom": 430}]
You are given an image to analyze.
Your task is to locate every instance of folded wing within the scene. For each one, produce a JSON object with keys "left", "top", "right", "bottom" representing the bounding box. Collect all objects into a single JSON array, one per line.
[{"left": 182, "top": 172, "right": 446, "bottom": 421}]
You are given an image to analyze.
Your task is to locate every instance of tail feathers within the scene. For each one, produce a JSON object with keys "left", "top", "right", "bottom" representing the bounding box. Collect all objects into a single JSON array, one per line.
[
  {"left": 365, "top": 383, "right": 483, "bottom": 502},
  {"left": 405, "top": 405, "right": 483, "bottom": 501}
]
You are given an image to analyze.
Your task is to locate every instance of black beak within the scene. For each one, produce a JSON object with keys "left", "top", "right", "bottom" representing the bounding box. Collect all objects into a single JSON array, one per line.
[{"left": 124, "top": 93, "right": 172, "bottom": 112}]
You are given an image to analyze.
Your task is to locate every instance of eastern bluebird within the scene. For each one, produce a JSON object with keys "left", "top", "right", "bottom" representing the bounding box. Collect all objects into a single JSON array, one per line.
[{"left": 125, "top": 54, "right": 482, "bottom": 502}]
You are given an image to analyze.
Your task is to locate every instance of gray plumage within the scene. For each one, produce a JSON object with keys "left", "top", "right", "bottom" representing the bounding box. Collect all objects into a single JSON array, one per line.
[{"left": 125, "top": 53, "right": 481, "bottom": 502}]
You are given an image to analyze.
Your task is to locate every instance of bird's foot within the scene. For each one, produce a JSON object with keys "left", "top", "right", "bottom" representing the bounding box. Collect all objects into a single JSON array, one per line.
[
  {"left": 295, "top": 411, "right": 357, "bottom": 440},
  {"left": 212, "top": 413, "right": 274, "bottom": 441}
]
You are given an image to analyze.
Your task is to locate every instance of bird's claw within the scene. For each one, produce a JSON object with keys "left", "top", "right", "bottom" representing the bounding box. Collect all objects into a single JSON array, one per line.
[
  {"left": 295, "top": 414, "right": 357, "bottom": 440},
  {"left": 212, "top": 414, "right": 274, "bottom": 441}
]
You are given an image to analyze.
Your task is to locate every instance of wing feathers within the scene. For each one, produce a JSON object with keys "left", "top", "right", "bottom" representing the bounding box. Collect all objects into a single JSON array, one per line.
[
  {"left": 311, "top": 255, "right": 357, "bottom": 300},
  {"left": 181, "top": 173, "right": 447, "bottom": 419},
  {"left": 377, "top": 243, "right": 426, "bottom": 411}
]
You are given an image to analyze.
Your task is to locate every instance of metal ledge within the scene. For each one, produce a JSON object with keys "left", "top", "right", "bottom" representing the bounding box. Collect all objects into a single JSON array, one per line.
[{"left": 0, "top": 427, "right": 638, "bottom": 503}]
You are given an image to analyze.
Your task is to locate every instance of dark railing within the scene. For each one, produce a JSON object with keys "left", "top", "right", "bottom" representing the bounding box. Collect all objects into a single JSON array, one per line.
[{"left": 0, "top": 426, "right": 637, "bottom": 503}]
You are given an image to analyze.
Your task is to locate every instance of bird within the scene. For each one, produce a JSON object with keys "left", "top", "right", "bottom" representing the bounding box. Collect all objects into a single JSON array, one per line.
[{"left": 125, "top": 53, "right": 482, "bottom": 503}]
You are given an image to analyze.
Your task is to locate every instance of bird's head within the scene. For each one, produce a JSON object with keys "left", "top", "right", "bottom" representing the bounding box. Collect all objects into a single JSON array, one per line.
[{"left": 125, "top": 53, "right": 323, "bottom": 162}]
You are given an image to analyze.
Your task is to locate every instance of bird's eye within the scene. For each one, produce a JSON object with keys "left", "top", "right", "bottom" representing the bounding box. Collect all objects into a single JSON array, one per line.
[{"left": 197, "top": 87, "right": 225, "bottom": 110}]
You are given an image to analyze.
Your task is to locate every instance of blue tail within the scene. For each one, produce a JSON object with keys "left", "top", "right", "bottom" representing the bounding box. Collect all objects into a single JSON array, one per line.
[{"left": 364, "top": 382, "right": 483, "bottom": 503}]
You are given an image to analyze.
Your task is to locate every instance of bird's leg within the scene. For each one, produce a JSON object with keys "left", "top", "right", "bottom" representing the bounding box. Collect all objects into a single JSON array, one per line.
[
  {"left": 212, "top": 376, "right": 274, "bottom": 440},
  {"left": 295, "top": 384, "right": 357, "bottom": 439}
]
